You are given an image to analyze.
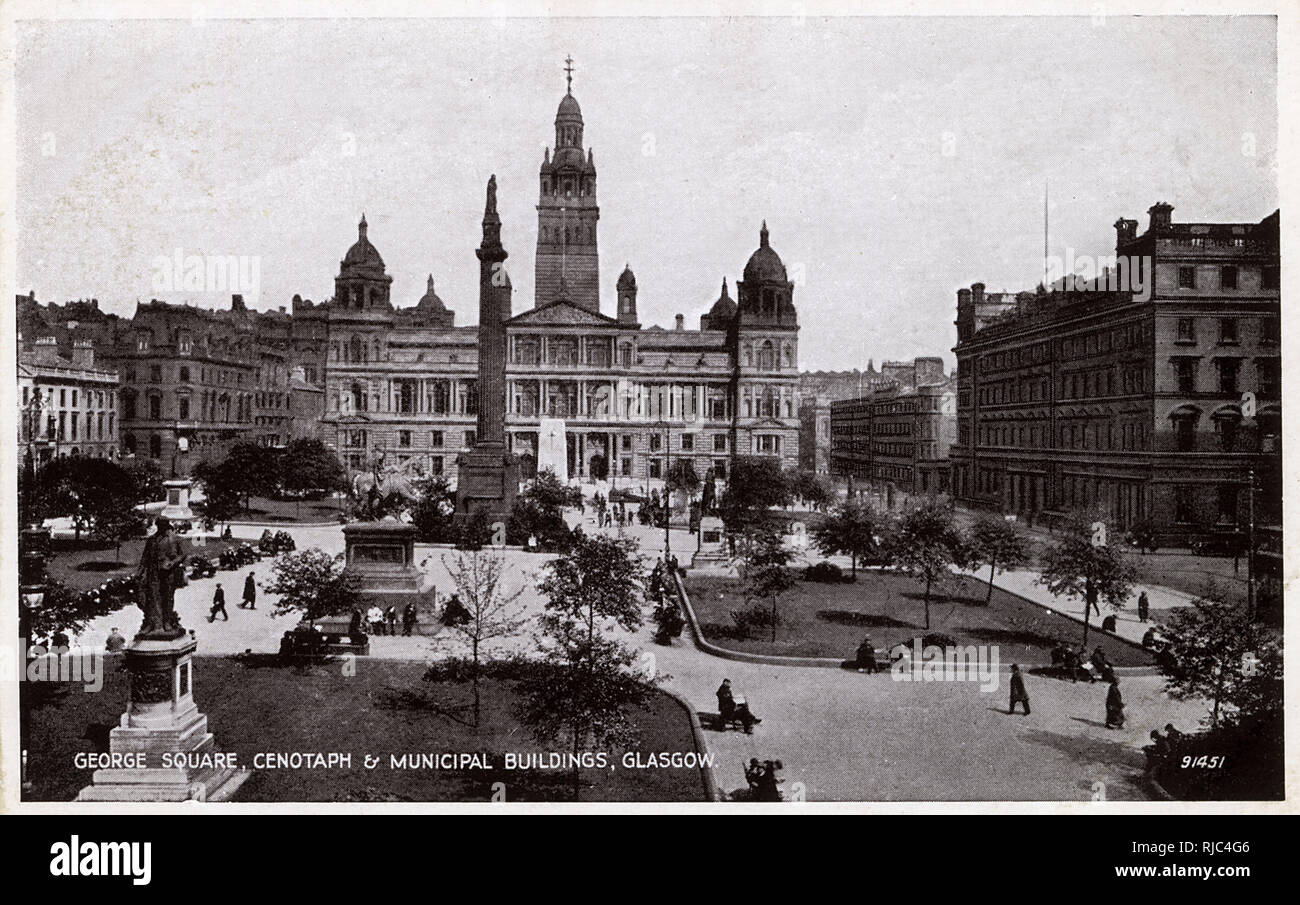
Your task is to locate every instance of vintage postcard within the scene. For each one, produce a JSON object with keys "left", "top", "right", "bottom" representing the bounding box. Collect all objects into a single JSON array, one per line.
[{"left": 0, "top": 0, "right": 1292, "bottom": 835}]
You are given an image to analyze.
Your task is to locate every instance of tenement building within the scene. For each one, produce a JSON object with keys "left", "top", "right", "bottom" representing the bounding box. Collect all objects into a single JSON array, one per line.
[
  {"left": 828, "top": 357, "right": 955, "bottom": 494},
  {"left": 321, "top": 67, "right": 800, "bottom": 483},
  {"left": 17, "top": 291, "right": 328, "bottom": 475},
  {"left": 17, "top": 333, "right": 120, "bottom": 463},
  {"left": 950, "top": 203, "right": 1281, "bottom": 539}
]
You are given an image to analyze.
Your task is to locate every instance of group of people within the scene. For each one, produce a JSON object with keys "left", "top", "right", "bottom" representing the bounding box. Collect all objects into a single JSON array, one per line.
[
  {"left": 1050, "top": 642, "right": 1116, "bottom": 684},
  {"left": 208, "top": 571, "right": 258, "bottom": 622},
  {"left": 592, "top": 492, "right": 630, "bottom": 529},
  {"left": 1008, "top": 653, "right": 1123, "bottom": 728},
  {"left": 1144, "top": 723, "right": 1186, "bottom": 768},
  {"left": 744, "top": 758, "right": 784, "bottom": 801},
  {"left": 353, "top": 603, "right": 419, "bottom": 637}
]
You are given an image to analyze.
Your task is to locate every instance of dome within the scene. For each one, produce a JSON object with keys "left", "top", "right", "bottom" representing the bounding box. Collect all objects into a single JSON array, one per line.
[
  {"left": 556, "top": 92, "right": 583, "bottom": 121},
  {"left": 617, "top": 264, "right": 637, "bottom": 291},
  {"left": 417, "top": 274, "right": 448, "bottom": 314},
  {"left": 707, "top": 277, "right": 736, "bottom": 319},
  {"left": 340, "top": 214, "right": 386, "bottom": 276},
  {"left": 742, "top": 221, "right": 787, "bottom": 285}
]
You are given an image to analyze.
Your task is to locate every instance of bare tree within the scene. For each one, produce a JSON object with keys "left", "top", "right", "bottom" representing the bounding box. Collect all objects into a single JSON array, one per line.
[{"left": 441, "top": 551, "right": 531, "bottom": 728}]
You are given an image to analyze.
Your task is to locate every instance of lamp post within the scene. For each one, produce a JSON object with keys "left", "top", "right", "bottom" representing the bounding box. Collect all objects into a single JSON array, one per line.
[
  {"left": 1246, "top": 467, "right": 1257, "bottom": 620},
  {"left": 655, "top": 418, "right": 671, "bottom": 560}
]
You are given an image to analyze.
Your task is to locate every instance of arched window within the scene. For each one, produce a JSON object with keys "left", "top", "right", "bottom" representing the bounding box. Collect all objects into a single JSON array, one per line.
[
  {"left": 761, "top": 387, "right": 777, "bottom": 418},
  {"left": 149, "top": 434, "right": 162, "bottom": 459},
  {"left": 759, "top": 340, "right": 775, "bottom": 370},
  {"left": 743, "top": 343, "right": 753, "bottom": 367},
  {"left": 351, "top": 382, "right": 366, "bottom": 413},
  {"left": 350, "top": 336, "right": 363, "bottom": 364}
]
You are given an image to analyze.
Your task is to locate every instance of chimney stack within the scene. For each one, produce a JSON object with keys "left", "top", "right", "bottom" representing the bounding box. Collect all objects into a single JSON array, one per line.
[
  {"left": 1147, "top": 202, "right": 1174, "bottom": 232},
  {"left": 675, "top": 314, "right": 684, "bottom": 331}
]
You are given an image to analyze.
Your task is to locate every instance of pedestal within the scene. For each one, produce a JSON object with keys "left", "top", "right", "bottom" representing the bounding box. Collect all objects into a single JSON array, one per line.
[
  {"left": 343, "top": 521, "right": 425, "bottom": 603},
  {"left": 454, "top": 444, "right": 519, "bottom": 525},
  {"left": 161, "top": 479, "right": 195, "bottom": 526},
  {"left": 691, "top": 515, "right": 728, "bottom": 569},
  {"left": 77, "top": 637, "right": 248, "bottom": 802}
]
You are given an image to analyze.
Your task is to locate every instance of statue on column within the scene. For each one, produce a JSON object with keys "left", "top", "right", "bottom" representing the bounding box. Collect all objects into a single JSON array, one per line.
[
  {"left": 135, "top": 516, "right": 186, "bottom": 639},
  {"left": 701, "top": 467, "right": 718, "bottom": 514}
]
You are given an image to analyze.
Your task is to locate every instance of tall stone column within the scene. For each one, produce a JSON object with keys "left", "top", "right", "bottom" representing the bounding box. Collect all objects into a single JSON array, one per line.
[{"left": 456, "top": 175, "right": 520, "bottom": 523}]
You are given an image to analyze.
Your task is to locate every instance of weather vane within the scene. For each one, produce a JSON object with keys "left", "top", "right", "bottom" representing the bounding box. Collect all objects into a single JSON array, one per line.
[{"left": 564, "top": 55, "right": 574, "bottom": 93}]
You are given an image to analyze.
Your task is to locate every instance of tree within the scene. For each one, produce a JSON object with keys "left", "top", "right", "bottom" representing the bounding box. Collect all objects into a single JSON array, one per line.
[
  {"left": 21, "top": 579, "right": 117, "bottom": 646},
  {"left": 515, "top": 531, "right": 655, "bottom": 799},
  {"left": 966, "top": 514, "right": 1031, "bottom": 605},
  {"left": 527, "top": 468, "right": 582, "bottom": 512},
  {"left": 262, "top": 548, "right": 359, "bottom": 626},
  {"left": 719, "top": 456, "right": 792, "bottom": 554},
  {"left": 439, "top": 551, "right": 530, "bottom": 728},
  {"left": 813, "top": 498, "right": 889, "bottom": 577},
  {"left": 1036, "top": 518, "right": 1136, "bottom": 647},
  {"left": 890, "top": 498, "right": 966, "bottom": 630},
  {"left": 123, "top": 458, "right": 164, "bottom": 506},
  {"left": 193, "top": 473, "right": 242, "bottom": 531},
  {"left": 91, "top": 496, "right": 146, "bottom": 563},
  {"left": 38, "top": 457, "right": 141, "bottom": 544},
  {"left": 1159, "top": 595, "right": 1282, "bottom": 730},
  {"left": 197, "top": 442, "right": 281, "bottom": 513},
  {"left": 792, "top": 470, "right": 834, "bottom": 512},
  {"left": 410, "top": 474, "right": 457, "bottom": 543},
  {"left": 280, "top": 438, "right": 345, "bottom": 516},
  {"left": 739, "top": 526, "right": 797, "bottom": 642}
]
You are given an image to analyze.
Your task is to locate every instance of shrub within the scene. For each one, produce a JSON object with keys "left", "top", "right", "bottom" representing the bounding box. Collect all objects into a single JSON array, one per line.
[
  {"left": 803, "top": 561, "right": 844, "bottom": 583},
  {"left": 730, "top": 603, "right": 783, "bottom": 638}
]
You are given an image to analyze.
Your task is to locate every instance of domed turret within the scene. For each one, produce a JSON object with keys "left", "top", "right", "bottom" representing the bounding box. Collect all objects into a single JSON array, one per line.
[
  {"left": 410, "top": 273, "right": 454, "bottom": 327},
  {"left": 742, "top": 221, "right": 787, "bottom": 285},
  {"left": 736, "top": 221, "right": 796, "bottom": 327},
  {"left": 617, "top": 264, "right": 637, "bottom": 291},
  {"left": 340, "top": 213, "right": 386, "bottom": 278},
  {"left": 700, "top": 277, "right": 736, "bottom": 330}
]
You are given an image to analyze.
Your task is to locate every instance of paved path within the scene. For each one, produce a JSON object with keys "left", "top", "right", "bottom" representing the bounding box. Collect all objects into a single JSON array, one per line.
[{"left": 61, "top": 511, "right": 1211, "bottom": 802}]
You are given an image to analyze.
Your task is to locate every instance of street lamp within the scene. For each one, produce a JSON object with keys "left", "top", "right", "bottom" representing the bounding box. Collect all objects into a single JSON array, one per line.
[{"left": 655, "top": 418, "right": 672, "bottom": 559}]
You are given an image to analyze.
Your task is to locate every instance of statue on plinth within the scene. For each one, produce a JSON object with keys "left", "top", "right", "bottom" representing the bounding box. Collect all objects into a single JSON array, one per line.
[
  {"left": 134, "top": 516, "right": 187, "bottom": 640},
  {"left": 350, "top": 449, "right": 423, "bottom": 521}
]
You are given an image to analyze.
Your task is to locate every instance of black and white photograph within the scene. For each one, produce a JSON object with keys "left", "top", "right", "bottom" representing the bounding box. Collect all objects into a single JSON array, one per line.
[{"left": 1, "top": 0, "right": 1292, "bottom": 837}]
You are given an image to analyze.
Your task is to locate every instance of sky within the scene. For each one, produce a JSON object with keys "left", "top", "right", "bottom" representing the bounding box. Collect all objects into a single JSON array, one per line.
[{"left": 14, "top": 15, "right": 1278, "bottom": 371}]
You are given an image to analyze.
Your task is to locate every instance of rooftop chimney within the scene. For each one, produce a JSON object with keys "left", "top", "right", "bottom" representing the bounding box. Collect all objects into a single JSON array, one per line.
[
  {"left": 675, "top": 314, "right": 684, "bottom": 331},
  {"left": 1148, "top": 202, "right": 1174, "bottom": 232}
]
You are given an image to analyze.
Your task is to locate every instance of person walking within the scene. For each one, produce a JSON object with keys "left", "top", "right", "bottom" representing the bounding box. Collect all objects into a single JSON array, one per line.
[
  {"left": 1137, "top": 591, "right": 1150, "bottom": 623},
  {"left": 242, "top": 571, "right": 257, "bottom": 610},
  {"left": 209, "top": 583, "right": 229, "bottom": 622},
  {"left": 384, "top": 605, "right": 398, "bottom": 637},
  {"left": 1008, "top": 664, "right": 1031, "bottom": 714},
  {"left": 402, "top": 602, "right": 417, "bottom": 636},
  {"left": 1105, "top": 677, "right": 1125, "bottom": 729}
]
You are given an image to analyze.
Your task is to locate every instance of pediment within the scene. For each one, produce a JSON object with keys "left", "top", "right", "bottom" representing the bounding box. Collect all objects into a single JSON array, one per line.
[{"left": 507, "top": 299, "right": 619, "bottom": 327}]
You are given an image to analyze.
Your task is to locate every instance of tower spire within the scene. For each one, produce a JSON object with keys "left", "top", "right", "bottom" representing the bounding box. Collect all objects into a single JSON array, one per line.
[{"left": 564, "top": 55, "right": 574, "bottom": 94}]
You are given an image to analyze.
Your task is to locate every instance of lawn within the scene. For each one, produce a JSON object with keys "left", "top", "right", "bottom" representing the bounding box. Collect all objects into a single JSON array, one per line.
[
  {"left": 44, "top": 535, "right": 258, "bottom": 594},
  {"left": 20, "top": 656, "right": 710, "bottom": 803},
  {"left": 685, "top": 570, "right": 1156, "bottom": 667},
  {"left": 229, "top": 495, "right": 346, "bottom": 524}
]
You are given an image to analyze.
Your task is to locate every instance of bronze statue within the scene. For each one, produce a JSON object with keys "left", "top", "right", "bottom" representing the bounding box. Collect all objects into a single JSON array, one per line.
[
  {"left": 135, "top": 516, "right": 186, "bottom": 639},
  {"left": 351, "top": 449, "right": 421, "bottom": 520}
]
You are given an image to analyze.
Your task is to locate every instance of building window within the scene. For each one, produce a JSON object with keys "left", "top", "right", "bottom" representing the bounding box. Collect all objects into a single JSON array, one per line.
[
  {"left": 399, "top": 430, "right": 412, "bottom": 448},
  {"left": 149, "top": 396, "right": 162, "bottom": 420},
  {"left": 621, "top": 435, "right": 632, "bottom": 451},
  {"left": 150, "top": 365, "right": 162, "bottom": 383},
  {"left": 1174, "top": 416, "right": 1196, "bottom": 453},
  {"left": 713, "top": 434, "right": 727, "bottom": 452},
  {"left": 1216, "top": 485, "right": 1239, "bottom": 525},
  {"left": 680, "top": 433, "right": 694, "bottom": 452},
  {"left": 1178, "top": 266, "right": 1197, "bottom": 289},
  {"left": 649, "top": 434, "right": 662, "bottom": 452},
  {"left": 178, "top": 396, "right": 190, "bottom": 420},
  {"left": 1256, "top": 358, "right": 1280, "bottom": 398},
  {"left": 621, "top": 457, "right": 632, "bottom": 477},
  {"left": 464, "top": 430, "right": 476, "bottom": 448},
  {"left": 649, "top": 459, "right": 662, "bottom": 479},
  {"left": 1216, "top": 416, "right": 1239, "bottom": 452},
  {"left": 1220, "top": 265, "right": 1238, "bottom": 290},
  {"left": 1219, "top": 318, "right": 1238, "bottom": 344},
  {"left": 1174, "top": 486, "right": 1195, "bottom": 524},
  {"left": 1174, "top": 358, "right": 1197, "bottom": 394},
  {"left": 1175, "top": 317, "right": 1196, "bottom": 344},
  {"left": 431, "top": 431, "right": 444, "bottom": 447},
  {"left": 1217, "top": 358, "right": 1241, "bottom": 395},
  {"left": 1262, "top": 265, "right": 1279, "bottom": 290},
  {"left": 757, "top": 434, "right": 780, "bottom": 454}
]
